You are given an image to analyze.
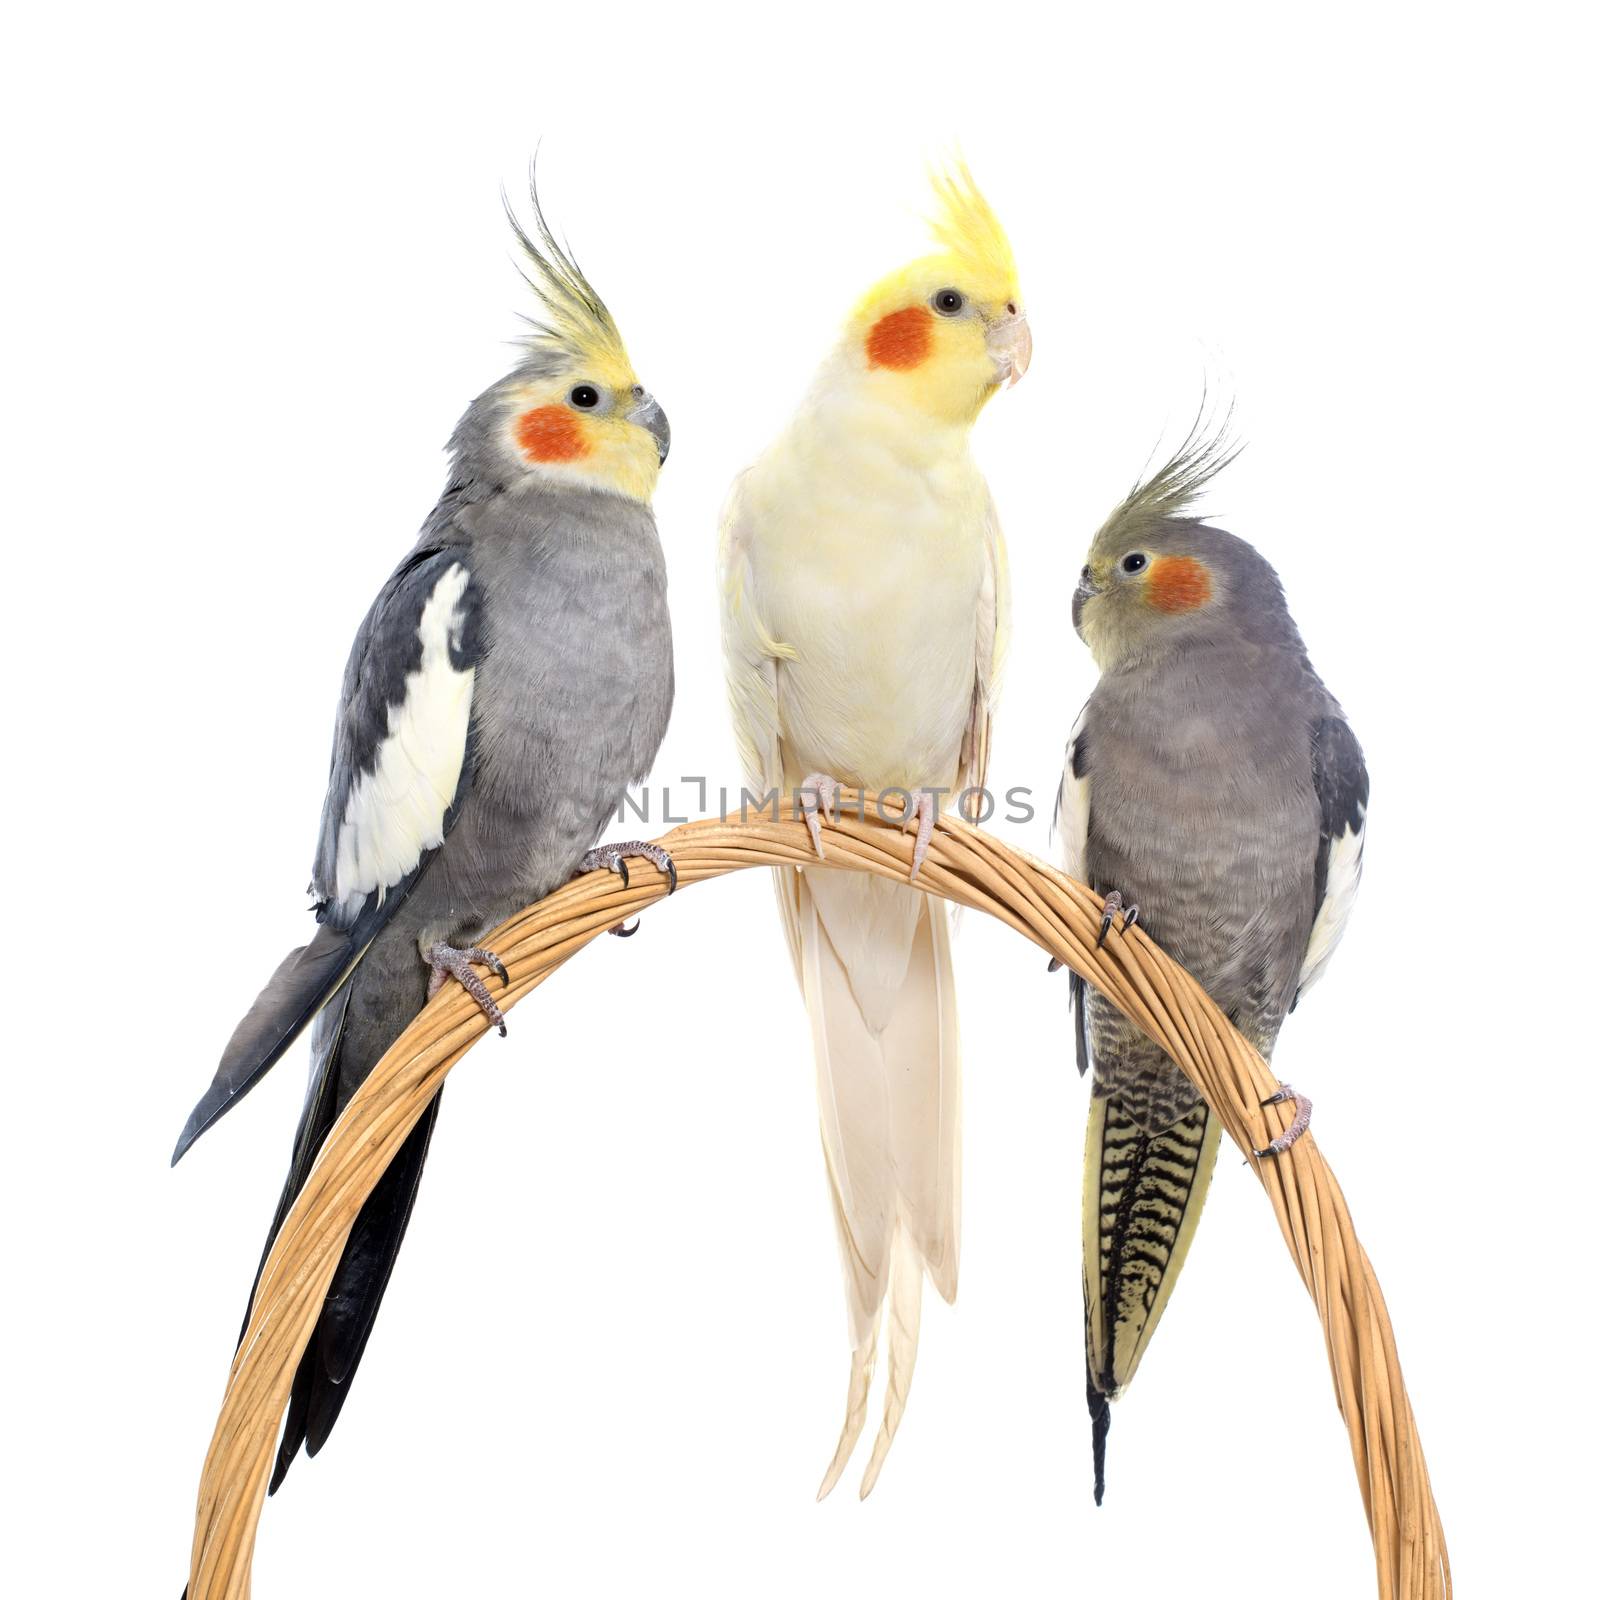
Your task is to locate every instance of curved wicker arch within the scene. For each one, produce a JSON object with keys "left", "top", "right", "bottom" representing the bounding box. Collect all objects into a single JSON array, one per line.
[{"left": 186, "top": 794, "right": 1450, "bottom": 1599}]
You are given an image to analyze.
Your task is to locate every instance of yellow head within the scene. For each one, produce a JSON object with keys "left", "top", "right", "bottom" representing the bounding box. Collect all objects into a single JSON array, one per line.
[
  {"left": 843, "top": 164, "right": 1031, "bottom": 425},
  {"left": 488, "top": 184, "right": 669, "bottom": 503}
]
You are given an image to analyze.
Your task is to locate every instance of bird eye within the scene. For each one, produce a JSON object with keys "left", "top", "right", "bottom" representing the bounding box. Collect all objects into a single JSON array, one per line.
[
  {"left": 1121, "top": 552, "right": 1148, "bottom": 574},
  {"left": 569, "top": 385, "right": 600, "bottom": 409},
  {"left": 932, "top": 288, "right": 965, "bottom": 316}
]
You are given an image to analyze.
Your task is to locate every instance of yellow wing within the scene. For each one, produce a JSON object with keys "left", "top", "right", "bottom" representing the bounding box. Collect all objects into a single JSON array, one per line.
[{"left": 958, "top": 489, "right": 1010, "bottom": 813}]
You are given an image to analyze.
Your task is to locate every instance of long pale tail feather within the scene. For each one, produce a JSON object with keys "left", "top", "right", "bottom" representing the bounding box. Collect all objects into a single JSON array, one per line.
[
  {"left": 793, "top": 866, "right": 961, "bottom": 1493},
  {"left": 1082, "top": 1095, "right": 1222, "bottom": 1503},
  {"left": 859, "top": 1228, "right": 924, "bottom": 1498},
  {"left": 817, "top": 1335, "right": 877, "bottom": 1500},
  {"left": 802, "top": 877, "right": 894, "bottom": 1349},
  {"left": 880, "top": 909, "right": 961, "bottom": 1303}
]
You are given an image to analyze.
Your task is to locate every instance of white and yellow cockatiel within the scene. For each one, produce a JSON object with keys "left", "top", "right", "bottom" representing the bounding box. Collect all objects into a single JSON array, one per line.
[{"left": 718, "top": 168, "right": 1029, "bottom": 1498}]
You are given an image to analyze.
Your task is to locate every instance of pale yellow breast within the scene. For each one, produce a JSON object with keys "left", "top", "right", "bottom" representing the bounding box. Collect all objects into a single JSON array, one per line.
[{"left": 742, "top": 396, "right": 990, "bottom": 791}]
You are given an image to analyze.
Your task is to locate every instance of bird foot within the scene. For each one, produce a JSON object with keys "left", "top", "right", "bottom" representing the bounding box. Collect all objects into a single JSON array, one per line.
[
  {"left": 426, "top": 942, "right": 509, "bottom": 1037},
  {"left": 895, "top": 789, "right": 940, "bottom": 881},
  {"left": 1254, "top": 1083, "right": 1312, "bottom": 1158},
  {"left": 798, "top": 772, "right": 843, "bottom": 859},
  {"left": 1096, "top": 889, "right": 1140, "bottom": 949},
  {"left": 579, "top": 839, "right": 678, "bottom": 895},
  {"left": 579, "top": 842, "right": 677, "bottom": 934}
]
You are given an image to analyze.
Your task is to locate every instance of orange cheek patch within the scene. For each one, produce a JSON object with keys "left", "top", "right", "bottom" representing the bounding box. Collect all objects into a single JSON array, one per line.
[
  {"left": 1146, "top": 556, "right": 1213, "bottom": 613},
  {"left": 515, "top": 405, "right": 589, "bottom": 463},
  {"left": 866, "top": 306, "right": 934, "bottom": 370}
]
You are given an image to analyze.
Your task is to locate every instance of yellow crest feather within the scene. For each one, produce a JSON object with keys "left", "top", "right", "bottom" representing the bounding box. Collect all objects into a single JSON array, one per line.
[
  {"left": 503, "top": 176, "right": 636, "bottom": 389},
  {"left": 925, "top": 163, "right": 1019, "bottom": 302}
]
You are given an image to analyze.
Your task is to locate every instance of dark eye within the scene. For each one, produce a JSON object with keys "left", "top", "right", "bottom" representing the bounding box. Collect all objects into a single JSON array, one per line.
[
  {"left": 1121, "top": 552, "right": 1148, "bottom": 574},
  {"left": 569, "top": 385, "right": 600, "bottom": 409},
  {"left": 932, "top": 288, "right": 964, "bottom": 316}
]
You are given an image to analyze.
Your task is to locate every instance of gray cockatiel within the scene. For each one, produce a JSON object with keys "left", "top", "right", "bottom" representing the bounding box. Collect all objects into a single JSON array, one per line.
[
  {"left": 172, "top": 187, "right": 675, "bottom": 1491},
  {"left": 1058, "top": 426, "right": 1368, "bottom": 1504}
]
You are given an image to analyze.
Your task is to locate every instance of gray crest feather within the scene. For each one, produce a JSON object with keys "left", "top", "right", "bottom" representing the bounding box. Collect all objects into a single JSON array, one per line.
[{"left": 1094, "top": 399, "right": 1244, "bottom": 552}]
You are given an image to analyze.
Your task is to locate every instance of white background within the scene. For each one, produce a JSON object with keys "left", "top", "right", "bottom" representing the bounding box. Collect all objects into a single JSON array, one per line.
[{"left": 4, "top": 3, "right": 1596, "bottom": 1594}]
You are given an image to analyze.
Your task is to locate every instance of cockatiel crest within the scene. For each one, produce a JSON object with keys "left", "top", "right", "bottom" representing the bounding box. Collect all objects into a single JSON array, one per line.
[
  {"left": 486, "top": 183, "right": 669, "bottom": 503},
  {"left": 1072, "top": 420, "right": 1249, "bottom": 670},
  {"left": 842, "top": 163, "right": 1031, "bottom": 422}
]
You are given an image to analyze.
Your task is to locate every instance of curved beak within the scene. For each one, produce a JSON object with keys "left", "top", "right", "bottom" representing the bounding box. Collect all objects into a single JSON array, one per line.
[
  {"left": 987, "top": 312, "right": 1033, "bottom": 389},
  {"left": 1071, "top": 566, "right": 1100, "bottom": 635},
  {"left": 627, "top": 390, "right": 671, "bottom": 464}
]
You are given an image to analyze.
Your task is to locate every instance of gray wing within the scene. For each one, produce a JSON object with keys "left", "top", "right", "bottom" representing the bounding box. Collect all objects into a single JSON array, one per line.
[
  {"left": 172, "top": 543, "right": 483, "bottom": 1161},
  {"left": 1056, "top": 703, "right": 1092, "bottom": 1076},
  {"left": 311, "top": 543, "right": 483, "bottom": 927},
  {"left": 1294, "top": 712, "right": 1369, "bottom": 1007}
]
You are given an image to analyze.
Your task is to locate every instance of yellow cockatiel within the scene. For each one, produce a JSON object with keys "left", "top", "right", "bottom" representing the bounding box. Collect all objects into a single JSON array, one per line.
[{"left": 718, "top": 167, "right": 1029, "bottom": 1498}]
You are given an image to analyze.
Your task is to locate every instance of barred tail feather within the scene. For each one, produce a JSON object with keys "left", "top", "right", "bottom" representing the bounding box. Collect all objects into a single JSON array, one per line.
[{"left": 1081, "top": 1096, "right": 1221, "bottom": 1503}]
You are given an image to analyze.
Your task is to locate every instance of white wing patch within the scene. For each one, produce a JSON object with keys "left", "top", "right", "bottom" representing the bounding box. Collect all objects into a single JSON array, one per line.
[
  {"left": 334, "top": 563, "right": 475, "bottom": 916},
  {"left": 1297, "top": 817, "right": 1365, "bottom": 1000},
  {"left": 1056, "top": 706, "right": 1090, "bottom": 886}
]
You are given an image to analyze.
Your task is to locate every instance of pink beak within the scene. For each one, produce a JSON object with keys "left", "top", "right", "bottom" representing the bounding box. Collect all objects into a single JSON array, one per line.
[{"left": 989, "top": 312, "right": 1033, "bottom": 388}]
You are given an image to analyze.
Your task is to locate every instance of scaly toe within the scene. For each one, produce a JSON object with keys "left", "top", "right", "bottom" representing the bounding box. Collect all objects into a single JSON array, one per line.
[
  {"left": 904, "top": 792, "right": 938, "bottom": 881},
  {"left": 426, "top": 943, "right": 509, "bottom": 1036},
  {"left": 1095, "top": 891, "right": 1124, "bottom": 949},
  {"left": 798, "top": 773, "right": 842, "bottom": 861},
  {"left": 580, "top": 841, "right": 677, "bottom": 897},
  {"left": 1253, "top": 1084, "right": 1312, "bottom": 1158},
  {"left": 460, "top": 946, "right": 509, "bottom": 987}
]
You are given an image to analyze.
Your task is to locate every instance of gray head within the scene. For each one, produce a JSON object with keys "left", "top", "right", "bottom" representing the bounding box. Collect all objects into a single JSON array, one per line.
[
  {"left": 1073, "top": 423, "right": 1299, "bottom": 672},
  {"left": 446, "top": 178, "right": 670, "bottom": 503}
]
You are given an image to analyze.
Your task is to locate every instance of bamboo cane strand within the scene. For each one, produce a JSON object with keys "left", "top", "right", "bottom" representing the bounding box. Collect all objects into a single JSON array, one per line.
[{"left": 186, "top": 794, "right": 1449, "bottom": 1598}]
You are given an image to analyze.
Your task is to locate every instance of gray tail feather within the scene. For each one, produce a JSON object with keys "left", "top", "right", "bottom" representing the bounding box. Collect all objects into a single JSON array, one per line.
[
  {"left": 236, "top": 987, "right": 353, "bottom": 1344},
  {"left": 1070, "top": 973, "right": 1089, "bottom": 1076},
  {"left": 246, "top": 967, "right": 444, "bottom": 1494},
  {"left": 171, "top": 921, "right": 356, "bottom": 1165},
  {"left": 1087, "top": 1363, "right": 1111, "bottom": 1505},
  {"left": 269, "top": 1086, "right": 443, "bottom": 1492}
]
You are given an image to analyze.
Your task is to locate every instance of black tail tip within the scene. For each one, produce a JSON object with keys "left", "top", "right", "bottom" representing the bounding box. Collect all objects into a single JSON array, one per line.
[
  {"left": 1087, "top": 1378, "right": 1112, "bottom": 1506},
  {"left": 170, "top": 1122, "right": 198, "bottom": 1167}
]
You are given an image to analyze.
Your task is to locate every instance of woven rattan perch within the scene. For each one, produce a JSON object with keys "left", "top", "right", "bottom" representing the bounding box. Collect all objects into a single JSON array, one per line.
[{"left": 186, "top": 793, "right": 1450, "bottom": 1599}]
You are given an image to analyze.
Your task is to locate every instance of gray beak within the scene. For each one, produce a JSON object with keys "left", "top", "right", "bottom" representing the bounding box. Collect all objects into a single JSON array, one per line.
[
  {"left": 1071, "top": 566, "right": 1099, "bottom": 636},
  {"left": 627, "top": 390, "right": 671, "bottom": 465}
]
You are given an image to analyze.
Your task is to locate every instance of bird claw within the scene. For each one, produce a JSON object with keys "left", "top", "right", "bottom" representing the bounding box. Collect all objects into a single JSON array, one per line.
[
  {"left": 897, "top": 789, "right": 939, "bottom": 881},
  {"left": 580, "top": 840, "right": 678, "bottom": 896},
  {"left": 1253, "top": 1083, "right": 1312, "bottom": 1158},
  {"left": 1096, "top": 890, "right": 1140, "bottom": 949},
  {"left": 426, "top": 942, "right": 510, "bottom": 1036},
  {"left": 798, "top": 772, "right": 842, "bottom": 860}
]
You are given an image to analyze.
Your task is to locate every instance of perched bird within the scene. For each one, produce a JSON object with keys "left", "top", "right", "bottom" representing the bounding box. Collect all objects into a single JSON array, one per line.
[
  {"left": 719, "top": 166, "right": 1030, "bottom": 1498},
  {"left": 1058, "top": 424, "right": 1368, "bottom": 1504},
  {"left": 172, "top": 184, "right": 676, "bottom": 1491}
]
